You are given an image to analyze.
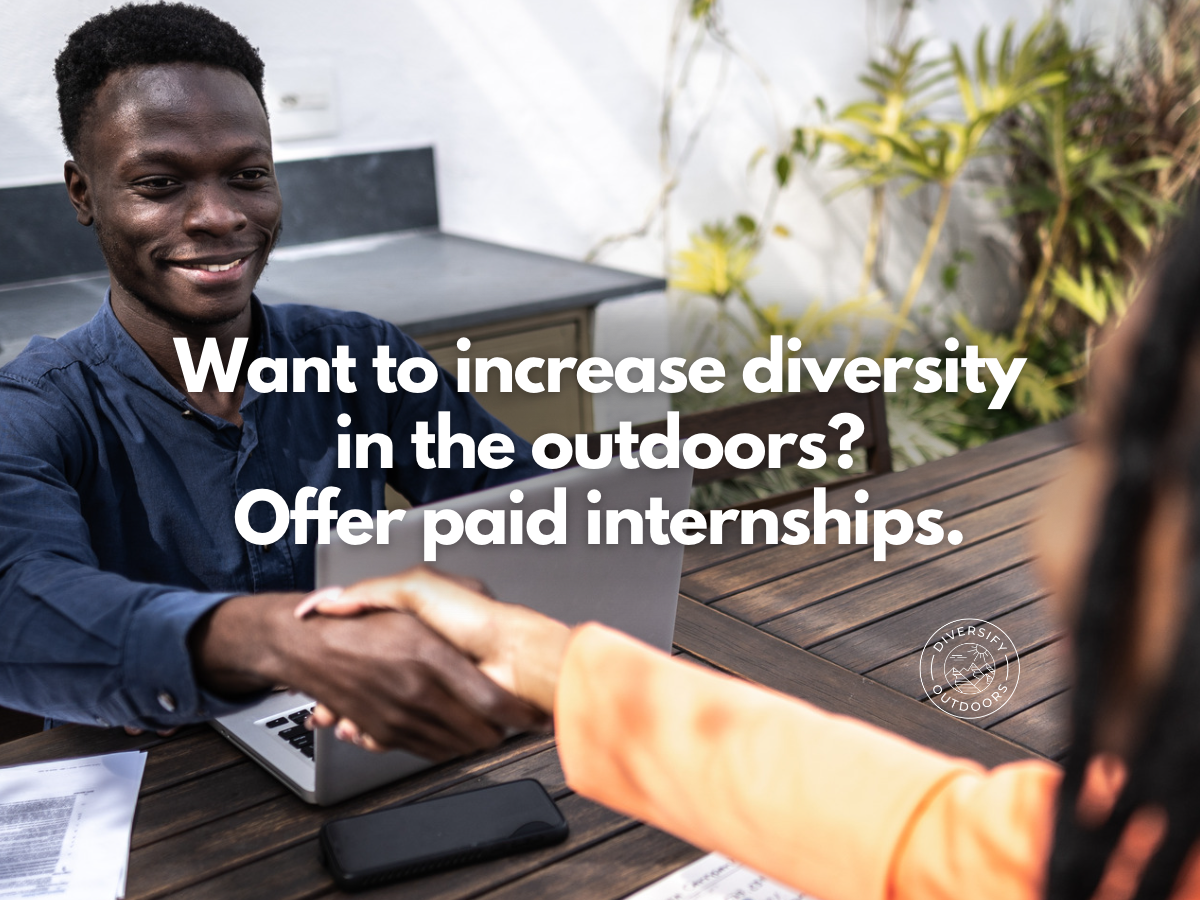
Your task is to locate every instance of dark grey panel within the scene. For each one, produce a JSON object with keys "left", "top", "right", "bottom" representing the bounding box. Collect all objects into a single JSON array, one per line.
[
  {"left": 0, "top": 275, "right": 109, "bottom": 367},
  {"left": 256, "top": 231, "right": 665, "bottom": 336},
  {"left": 0, "top": 232, "right": 664, "bottom": 366},
  {"left": 276, "top": 147, "right": 438, "bottom": 246},
  {"left": 0, "top": 147, "right": 439, "bottom": 286},
  {"left": 0, "top": 183, "right": 105, "bottom": 284}
]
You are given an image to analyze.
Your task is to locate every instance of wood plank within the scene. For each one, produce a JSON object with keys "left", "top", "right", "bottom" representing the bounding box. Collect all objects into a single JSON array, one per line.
[
  {"left": 0, "top": 726, "right": 239, "bottom": 797},
  {"left": 680, "top": 419, "right": 1071, "bottom": 574},
  {"left": 917, "top": 642, "right": 1068, "bottom": 728},
  {"left": 969, "top": 642, "right": 1068, "bottom": 726},
  {"left": 476, "top": 824, "right": 704, "bottom": 900},
  {"left": 158, "top": 747, "right": 583, "bottom": 900},
  {"left": 126, "top": 734, "right": 557, "bottom": 899},
  {"left": 682, "top": 449, "right": 1061, "bottom": 601},
  {"left": 714, "top": 492, "right": 1038, "bottom": 625},
  {"left": 132, "top": 760, "right": 287, "bottom": 850},
  {"left": 139, "top": 729, "right": 246, "bottom": 795},
  {"left": 671, "top": 597, "right": 1039, "bottom": 767},
  {"left": 761, "top": 527, "right": 1035, "bottom": 647},
  {"left": 869, "top": 599, "right": 1064, "bottom": 699},
  {"left": 811, "top": 563, "right": 1045, "bottom": 672},
  {"left": 333, "top": 794, "right": 630, "bottom": 900},
  {"left": 990, "top": 692, "right": 1072, "bottom": 760},
  {"left": 171, "top": 793, "right": 633, "bottom": 900},
  {"left": 672, "top": 650, "right": 720, "bottom": 671},
  {"left": 0, "top": 721, "right": 165, "bottom": 768}
]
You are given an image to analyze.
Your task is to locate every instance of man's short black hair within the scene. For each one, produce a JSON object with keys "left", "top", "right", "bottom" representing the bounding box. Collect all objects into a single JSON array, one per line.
[{"left": 55, "top": 2, "right": 267, "bottom": 159}]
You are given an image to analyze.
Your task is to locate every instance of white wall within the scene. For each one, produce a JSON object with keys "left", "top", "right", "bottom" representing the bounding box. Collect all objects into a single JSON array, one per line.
[{"left": 1, "top": 0, "right": 1127, "bottom": 363}]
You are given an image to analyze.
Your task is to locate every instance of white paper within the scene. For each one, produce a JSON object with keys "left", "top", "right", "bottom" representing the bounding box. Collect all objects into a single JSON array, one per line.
[
  {"left": 0, "top": 752, "right": 147, "bottom": 900},
  {"left": 627, "top": 853, "right": 814, "bottom": 900}
]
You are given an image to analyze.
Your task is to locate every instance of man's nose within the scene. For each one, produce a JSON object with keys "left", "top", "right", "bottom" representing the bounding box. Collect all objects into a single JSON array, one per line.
[{"left": 181, "top": 181, "right": 248, "bottom": 236}]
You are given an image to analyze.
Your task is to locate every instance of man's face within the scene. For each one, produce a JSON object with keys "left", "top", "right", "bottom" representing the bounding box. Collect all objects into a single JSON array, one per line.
[{"left": 67, "top": 63, "right": 281, "bottom": 327}]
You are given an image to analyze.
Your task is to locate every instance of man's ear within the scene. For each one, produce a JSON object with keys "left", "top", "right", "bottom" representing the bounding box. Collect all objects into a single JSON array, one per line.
[{"left": 64, "top": 160, "right": 94, "bottom": 226}]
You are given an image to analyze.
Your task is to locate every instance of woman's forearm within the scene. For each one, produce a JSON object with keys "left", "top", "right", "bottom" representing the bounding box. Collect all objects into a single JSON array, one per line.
[{"left": 551, "top": 623, "right": 1059, "bottom": 900}]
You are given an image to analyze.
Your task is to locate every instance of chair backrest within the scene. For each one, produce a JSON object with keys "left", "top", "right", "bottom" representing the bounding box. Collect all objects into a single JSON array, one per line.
[{"left": 594, "top": 384, "right": 891, "bottom": 509}]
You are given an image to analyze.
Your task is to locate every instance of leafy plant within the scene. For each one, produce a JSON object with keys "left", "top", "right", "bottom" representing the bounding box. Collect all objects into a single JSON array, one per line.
[
  {"left": 1004, "top": 23, "right": 1176, "bottom": 350},
  {"left": 792, "top": 20, "right": 1070, "bottom": 358},
  {"left": 670, "top": 220, "right": 758, "bottom": 305},
  {"left": 877, "top": 20, "right": 1068, "bottom": 356},
  {"left": 986, "top": 5, "right": 1198, "bottom": 419},
  {"left": 954, "top": 314, "right": 1067, "bottom": 423},
  {"left": 631, "top": 2, "right": 1200, "bottom": 496},
  {"left": 796, "top": 40, "right": 951, "bottom": 303}
]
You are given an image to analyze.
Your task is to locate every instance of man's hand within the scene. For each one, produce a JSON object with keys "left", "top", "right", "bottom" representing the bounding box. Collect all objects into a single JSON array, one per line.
[
  {"left": 190, "top": 591, "right": 545, "bottom": 759},
  {"left": 295, "top": 566, "right": 571, "bottom": 718}
]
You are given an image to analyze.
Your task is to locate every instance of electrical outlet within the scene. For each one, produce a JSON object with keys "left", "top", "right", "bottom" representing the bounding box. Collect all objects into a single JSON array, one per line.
[{"left": 265, "top": 64, "right": 338, "bottom": 142}]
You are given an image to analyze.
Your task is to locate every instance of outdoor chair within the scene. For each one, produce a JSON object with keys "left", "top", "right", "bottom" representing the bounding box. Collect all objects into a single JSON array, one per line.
[{"left": 592, "top": 383, "right": 891, "bottom": 510}]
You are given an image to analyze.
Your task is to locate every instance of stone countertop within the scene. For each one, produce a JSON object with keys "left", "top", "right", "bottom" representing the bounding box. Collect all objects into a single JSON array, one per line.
[{"left": 0, "top": 229, "right": 665, "bottom": 367}]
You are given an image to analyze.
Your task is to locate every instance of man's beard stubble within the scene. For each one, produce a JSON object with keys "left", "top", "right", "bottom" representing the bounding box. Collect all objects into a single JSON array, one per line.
[{"left": 92, "top": 218, "right": 282, "bottom": 329}]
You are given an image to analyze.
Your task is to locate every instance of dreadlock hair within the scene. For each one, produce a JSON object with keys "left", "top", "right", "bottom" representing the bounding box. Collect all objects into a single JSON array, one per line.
[
  {"left": 1047, "top": 200, "right": 1200, "bottom": 899},
  {"left": 54, "top": 2, "right": 266, "bottom": 159}
]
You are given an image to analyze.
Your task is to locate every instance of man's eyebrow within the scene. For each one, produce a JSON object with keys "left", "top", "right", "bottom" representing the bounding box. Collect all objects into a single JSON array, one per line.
[{"left": 119, "top": 143, "right": 273, "bottom": 168}]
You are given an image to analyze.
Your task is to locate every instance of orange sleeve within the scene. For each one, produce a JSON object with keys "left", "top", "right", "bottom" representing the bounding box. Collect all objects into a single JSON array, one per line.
[{"left": 553, "top": 623, "right": 1062, "bottom": 900}]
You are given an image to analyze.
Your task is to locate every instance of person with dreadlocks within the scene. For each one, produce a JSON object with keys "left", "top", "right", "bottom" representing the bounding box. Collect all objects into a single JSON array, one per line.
[{"left": 299, "top": 205, "right": 1200, "bottom": 897}]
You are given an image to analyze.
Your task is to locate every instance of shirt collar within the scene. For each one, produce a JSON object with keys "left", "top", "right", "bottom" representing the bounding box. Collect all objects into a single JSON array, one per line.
[{"left": 86, "top": 290, "right": 270, "bottom": 412}]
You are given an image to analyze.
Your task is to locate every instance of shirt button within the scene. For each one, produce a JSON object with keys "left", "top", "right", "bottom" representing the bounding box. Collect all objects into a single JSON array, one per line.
[
  {"left": 157, "top": 691, "right": 177, "bottom": 713},
  {"left": 263, "top": 542, "right": 273, "bottom": 553},
  {"left": 94, "top": 716, "right": 110, "bottom": 728},
  {"left": 182, "top": 409, "right": 196, "bottom": 419}
]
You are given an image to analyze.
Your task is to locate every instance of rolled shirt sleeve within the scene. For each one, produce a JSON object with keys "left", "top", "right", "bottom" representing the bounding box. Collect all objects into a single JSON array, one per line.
[{"left": 2, "top": 556, "right": 248, "bottom": 729}]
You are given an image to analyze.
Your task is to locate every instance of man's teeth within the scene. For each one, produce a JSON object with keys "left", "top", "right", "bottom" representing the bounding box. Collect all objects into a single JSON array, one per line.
[{"left": 181, "top": 258, "right": 244, "bottom": 272}]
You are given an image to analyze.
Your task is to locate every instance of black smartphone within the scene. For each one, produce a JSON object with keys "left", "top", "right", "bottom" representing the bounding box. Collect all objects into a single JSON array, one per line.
[{"left": 318, "top": 779, "right": 569, "bottom": 891}]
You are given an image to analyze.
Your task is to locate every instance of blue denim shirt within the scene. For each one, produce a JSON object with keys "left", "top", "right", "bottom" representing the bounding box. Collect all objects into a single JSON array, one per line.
[{"left": 0, "top": 296, "right": 540, "bottom": 730}]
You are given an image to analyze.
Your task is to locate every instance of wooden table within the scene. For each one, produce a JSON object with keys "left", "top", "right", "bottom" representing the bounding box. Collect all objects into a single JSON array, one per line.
[{"left": 0, "top": 421, "right": 1073, "bottom": 899}]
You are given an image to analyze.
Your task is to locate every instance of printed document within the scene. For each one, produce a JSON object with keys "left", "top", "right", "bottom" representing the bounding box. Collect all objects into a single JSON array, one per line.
[
  {"left": 627, "top": 852, "right": 813, "bottom": 900},
  {"left": 0, "top": 751, "right": 147, "bottom": 900}
]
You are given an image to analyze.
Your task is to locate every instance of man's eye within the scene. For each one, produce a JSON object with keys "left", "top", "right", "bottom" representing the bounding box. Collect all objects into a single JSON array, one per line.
[
  {"left": 136, "top": 177, "right": 176, "bottom": 190},
  {"left": 234, "top": 170, "right": 270, "bottom": 183}
]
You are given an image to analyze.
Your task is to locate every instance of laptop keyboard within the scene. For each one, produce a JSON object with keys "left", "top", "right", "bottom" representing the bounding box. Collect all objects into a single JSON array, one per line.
[{"left": 262, "top": 705, "right": 316, "bottom": 759}]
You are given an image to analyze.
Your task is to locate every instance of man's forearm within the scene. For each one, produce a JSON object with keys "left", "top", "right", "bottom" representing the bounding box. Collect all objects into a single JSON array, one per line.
[{"left": 189, "top": 592, "right": 304, "bottom": 696}]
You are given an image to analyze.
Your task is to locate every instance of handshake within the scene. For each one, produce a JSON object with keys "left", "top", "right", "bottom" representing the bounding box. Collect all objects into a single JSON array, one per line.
[{"left": 190, "top": 567, "right": 572, "bottom": 759}]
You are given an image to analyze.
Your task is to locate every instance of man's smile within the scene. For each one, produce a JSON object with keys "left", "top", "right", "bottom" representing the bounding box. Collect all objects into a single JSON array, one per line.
[{"left": 165, "top": 251, "right": 257, "bottom": 284}]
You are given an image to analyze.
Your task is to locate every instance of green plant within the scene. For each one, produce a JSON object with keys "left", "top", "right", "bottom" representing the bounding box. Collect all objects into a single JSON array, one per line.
[
  {"left": 669, "top": 213, "right": 906, "bottom": 376},
  {"left": 603, "top": 1, "right": 1200, "bottom": 483},
  {"left": 987, "top": 3, "right": 1200, "bottom": 419},
  {"left": 883, "top": 21, "right": 1068, "bottom": 355},
  {"left": 796, "top": 40, "right": 950, "bottom": 304},
  {"left": 1005, "top": 24, "right": 1176, "bottom": 350},
  {"left": 791, "top": 20, "right": 1070, "bottom": 359}
]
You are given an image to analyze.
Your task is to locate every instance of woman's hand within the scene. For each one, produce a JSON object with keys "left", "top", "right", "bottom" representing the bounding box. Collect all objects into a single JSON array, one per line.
[{"left": 295, "top": 566, "right": 571, "bottom": 749}]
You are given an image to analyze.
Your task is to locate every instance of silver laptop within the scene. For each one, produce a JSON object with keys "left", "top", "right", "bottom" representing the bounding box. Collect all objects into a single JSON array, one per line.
[{"left": 212, "top": 458, "right": 693, "bottom": 804}]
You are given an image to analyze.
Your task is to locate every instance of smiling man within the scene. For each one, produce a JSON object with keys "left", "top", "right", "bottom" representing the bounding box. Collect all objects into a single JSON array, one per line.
[{"left": 0, "top": 3, "right": 543, "bottom": 755}]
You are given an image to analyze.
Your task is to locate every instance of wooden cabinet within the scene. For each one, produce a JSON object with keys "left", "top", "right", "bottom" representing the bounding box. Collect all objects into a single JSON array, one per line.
[
  {"left": 418, "top": 307, "right": 594, "bottom": 441},
  {"left": 386, "top": 307, "right": 594, "bottom": 509}
]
